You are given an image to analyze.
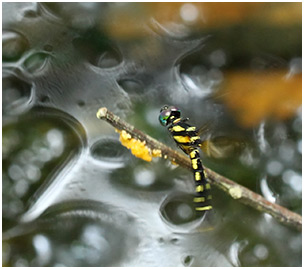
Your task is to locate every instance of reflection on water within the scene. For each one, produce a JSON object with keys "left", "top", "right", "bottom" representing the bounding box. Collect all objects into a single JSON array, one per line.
[{"left": 2, "top": 2, "right": 301, "bottom": 267}]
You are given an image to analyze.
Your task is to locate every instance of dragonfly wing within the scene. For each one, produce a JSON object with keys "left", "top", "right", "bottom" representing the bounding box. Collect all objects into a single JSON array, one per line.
[{"left": 200, "top": 136, "right": 246, "bottom": 158}]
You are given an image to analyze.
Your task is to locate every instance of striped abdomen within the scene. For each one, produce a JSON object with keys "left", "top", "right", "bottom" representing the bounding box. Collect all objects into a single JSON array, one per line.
[
  {"left": 189, "top": 148, "right": 212, "bottom": 213},
  {"left": 169, "top": 121, "right": 212, "bottom": 214}
]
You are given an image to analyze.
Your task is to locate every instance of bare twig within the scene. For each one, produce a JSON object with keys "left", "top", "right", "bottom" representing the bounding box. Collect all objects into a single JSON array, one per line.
[{"left": 97, "top": 107, "right": 302, "bottom": 231}]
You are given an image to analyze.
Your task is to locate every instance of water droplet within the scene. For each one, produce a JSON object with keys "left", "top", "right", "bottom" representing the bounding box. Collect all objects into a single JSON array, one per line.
[
  {"left": 73, "top": 33, "right": 122, "bottom": 68},
  {"left": 3, "top": 72, "right": 33, "bottom": 115},
  {"left": 3, "top": 30, "right": 30, "bottom": 62},
  {"left": 23, "top": 52, "right": 50, "bottom": 74},
  {"left": 40, "top": 95, "right": 50, "bottom": 103},
  {"left": 77, "top": 100, "right": 85, "bottom": 107},
  {"left": 43, "top": 44, "right": 53, "bottom": 52},
  {"left": 96, "top": 49, "right": 122, "bottom": 68},
  {"left": 23, "top": 9, "right": 38, "bottom": 18},
  {"left": 158, "top": 237, "right": 164, "bottom": 244},
  {"left": 117, "top": 79, "right": 143, "bottom": 94},
  {"left": 90, "top": 137, "right": 130, "bottom": 168},
  {"left": 160, "top": 193, "right": 198, "bottom": 225},
  {"left": 170, "top": 238, "right": 179, "bottom": 244},
  {"left": 182, "top": 254, "right": 194, "bottom": 266}
]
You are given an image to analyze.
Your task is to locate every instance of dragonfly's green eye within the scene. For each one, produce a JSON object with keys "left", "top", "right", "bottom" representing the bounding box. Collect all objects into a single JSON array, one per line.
[
  {"left": 159, "top": 105, "right": 181, "bottom": 126},
  {"left": 159, "top": 110, "right": 170, "bottom": 126}
]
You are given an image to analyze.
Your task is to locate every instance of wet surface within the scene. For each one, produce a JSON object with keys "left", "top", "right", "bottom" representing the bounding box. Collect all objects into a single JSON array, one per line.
[{"left": 2, "top": 3, "right": 301, "bottom": 267}]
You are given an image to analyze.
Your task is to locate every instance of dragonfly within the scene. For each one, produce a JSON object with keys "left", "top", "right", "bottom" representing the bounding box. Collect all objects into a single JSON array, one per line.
[{"left": 159, "top": 105, "right": 213, "bottom": 215}]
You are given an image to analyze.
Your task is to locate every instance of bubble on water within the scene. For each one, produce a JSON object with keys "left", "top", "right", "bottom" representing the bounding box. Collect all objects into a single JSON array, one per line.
[
  {"left": 266, "top": 160, "right": 283, "bottom": 176},
  {"left": 253, "top": 244, "right": 269, "bottom": 260},
  {"left": 3, "top": 30, "right": 30, "bottom": 62},
  {"left": 159, "top": 193, "right": 199, "bottom": 226}
]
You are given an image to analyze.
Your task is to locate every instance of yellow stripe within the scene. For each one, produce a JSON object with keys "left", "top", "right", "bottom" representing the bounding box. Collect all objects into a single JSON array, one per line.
[
  {"left": 172, "top": 125, "right": 185, "bottom": 132},
  {"left": 172, "top": 118, "right": 181, "bottom": 124},
  {"left": 186, "top": 126, "right": 196, "bottom": 131},
  {"left": 205, "top": 183, "right": 211, "bottom": 190},
  {"left": 191, "top": 159, "right": 198, "bottom": 170},
  {"left": 196, "top": 185, "right": 204, "bottom": 192},
  {"left": 207, "top": 195, "right": 212, "bottom": 200},
  {"left": 203, "top": 170, "right": 208, "bottom": 179},
  {"left": 196, "top": 206, "right": 212, "bottom": 211},
  {"left": 190, "top": 150, "right": 197, "bottom": 159},
  {"left": 193, "top": 197, "right": 205, "bottom": 203},
  {"left": 195, "top": 172, "right": 201, "bottom": 181},
  {"left": 190, "top": 136, "right": 200, "bottom": 142},
  {"left": 173, "top": 135, "right": 191, "bottom": 143}
]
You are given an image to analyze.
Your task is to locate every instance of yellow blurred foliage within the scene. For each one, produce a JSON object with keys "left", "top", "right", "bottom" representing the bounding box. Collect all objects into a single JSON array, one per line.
[
  {"left": 102, "top": 3, "right": 301, "bottom": 40},
  {"left": 218, "top": 71, "right": 302, "bottom": 127}
]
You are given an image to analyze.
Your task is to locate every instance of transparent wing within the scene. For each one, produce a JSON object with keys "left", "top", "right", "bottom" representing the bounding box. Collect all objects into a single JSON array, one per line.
[{"left": 198, "top": 122, "right": 246, "bottom": 158}]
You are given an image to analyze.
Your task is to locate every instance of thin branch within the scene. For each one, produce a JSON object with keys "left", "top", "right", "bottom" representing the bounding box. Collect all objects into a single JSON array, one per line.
[{"left": 97, "top": 107, "right": 302, "bottom": 231}]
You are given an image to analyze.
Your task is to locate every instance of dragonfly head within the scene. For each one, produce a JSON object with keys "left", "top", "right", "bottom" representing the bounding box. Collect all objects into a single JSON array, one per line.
[{"left": 159, "top": 105, "right": 181, "bottom": 126}]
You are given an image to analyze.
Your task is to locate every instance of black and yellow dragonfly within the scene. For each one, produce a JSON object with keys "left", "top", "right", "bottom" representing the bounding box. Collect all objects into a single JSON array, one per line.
[{"left": 159, "top": 105, "right": 213, "bottom": 215}]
